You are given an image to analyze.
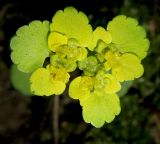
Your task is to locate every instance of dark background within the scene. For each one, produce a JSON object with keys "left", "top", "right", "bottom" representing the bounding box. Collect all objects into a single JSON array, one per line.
[{"left": 0, "top": 0, "right": 160, "bottom": 144}]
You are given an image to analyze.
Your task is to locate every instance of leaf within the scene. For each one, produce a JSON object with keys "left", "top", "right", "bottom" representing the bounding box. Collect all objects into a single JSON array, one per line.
[
  {"left": 82, "top": 91, "right": 121, "bottom": 128},
  {"left": 104, "top": 51, "right": 144, "bottom": 82},
  {"left": 10, "top": 20, "right": 50, "bottom": 73},
  {"left": 10, "top": 64, "right": 32, "bottom": 95},
  {"left": 118, "top": 81, "right": 133, "bottom": 97},
  {"left": 50, "top": 7, "right": 93, "bottom": 47},
  {"left": 30, "top": 66, "right": 70, "bottom": 96},
  {"left": 107, "top": 15, "right": 149, "bottom": 60}
]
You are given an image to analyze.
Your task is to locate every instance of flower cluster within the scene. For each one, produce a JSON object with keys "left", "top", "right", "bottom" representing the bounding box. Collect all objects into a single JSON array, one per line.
[{"left": 10, "top": 7, "right": 149, "bottom": 127}]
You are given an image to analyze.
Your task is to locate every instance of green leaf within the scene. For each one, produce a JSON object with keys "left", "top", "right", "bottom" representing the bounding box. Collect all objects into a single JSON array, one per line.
[
  {"left": 50, "top": 7, "right": 93, "bottom": 47},
  {"left": 107, "top": 15, "right": 149, "bottom": 60},
  {"left": 10, "top": 64, "right": 32, "bottom": 95},
  {"left": 10, "top": 20, "right": 50, "bottom": 73},
  {"left": 82, "top": 91, "right": 121, "bottom": 128},
  {"left": 118, "top": 81, "right": 133, "bottom": 97}
]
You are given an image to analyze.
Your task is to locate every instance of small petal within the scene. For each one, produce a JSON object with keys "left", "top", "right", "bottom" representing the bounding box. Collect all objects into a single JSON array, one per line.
[
  {"left": 89, "top": 26, "right": 112, "bottom": 51},
  {"left": 104, "top": 74, "right": 121, "bottom": 93},
  {"left": 69, "top": 76, "right": 93, "bottom": 101},
  {"left": 48, "top": 32, "right": 67, "bottom": 51}
]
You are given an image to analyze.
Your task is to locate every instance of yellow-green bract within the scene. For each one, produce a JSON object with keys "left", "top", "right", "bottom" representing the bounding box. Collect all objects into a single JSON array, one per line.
[{"left": 10, "top": 6, "right": 150, "bottom": 128}]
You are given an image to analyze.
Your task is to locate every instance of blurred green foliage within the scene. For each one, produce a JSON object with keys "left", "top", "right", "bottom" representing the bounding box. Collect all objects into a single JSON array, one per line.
[{"left": 10, "top": 64, "right": 31, "bottom": 95}]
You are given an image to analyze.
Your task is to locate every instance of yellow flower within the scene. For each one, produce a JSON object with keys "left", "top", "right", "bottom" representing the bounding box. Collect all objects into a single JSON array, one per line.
[
  {"left": 94, "top": 71, "right": 121, "bottom": 94},
  {"left": 104, "top": 51, "right": 144, "bottom": 82},
  {"left": 48, "top": 32, "right": 88, "bottom": 62},
  {"left": 30, "top": 65, "right": 70, "bottom": 96},
  {"left": 48, "top": 7, "right": 93, "bottom": 62},
  {"left": 69, "top": 71, "right": 121, "bottom": 127}
]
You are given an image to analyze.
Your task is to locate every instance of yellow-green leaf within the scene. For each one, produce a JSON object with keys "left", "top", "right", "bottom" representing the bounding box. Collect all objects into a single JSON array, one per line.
[
  {"left": 82, "top": 91, "right": 121, "bottom": 128},
  {"left": 10, "top": 21, "right": 50, "bottom": 73},
  {"left": 50, "top": 7, "right": 93, "bottom": 47},
  {"left": 107, "top": 15, "right": 149, "bottom": 60}
]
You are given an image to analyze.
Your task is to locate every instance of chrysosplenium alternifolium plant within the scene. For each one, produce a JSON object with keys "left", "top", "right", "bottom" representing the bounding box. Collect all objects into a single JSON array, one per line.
[{"left": 10, "top": 7, "right": 149, "bottom": 127}]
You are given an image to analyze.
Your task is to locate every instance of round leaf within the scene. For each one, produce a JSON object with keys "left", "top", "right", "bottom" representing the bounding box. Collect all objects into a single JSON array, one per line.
[
  {"left": 10, "top": 20, "right": 50, "bottom": 73},
  {"left": 82, "top": 91, "right": 121, "bottom": 128},
  {"left": 107, "top": 15, "right": 149, "bottom": 60},
  {"left": 50, "top": 7, "right": 93, "bottom": 47}
]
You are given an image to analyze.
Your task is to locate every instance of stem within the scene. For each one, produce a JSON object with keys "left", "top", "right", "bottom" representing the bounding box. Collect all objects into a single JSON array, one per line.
[{"left": 52, "top": 95, "right": 59, "bottom": 144}]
